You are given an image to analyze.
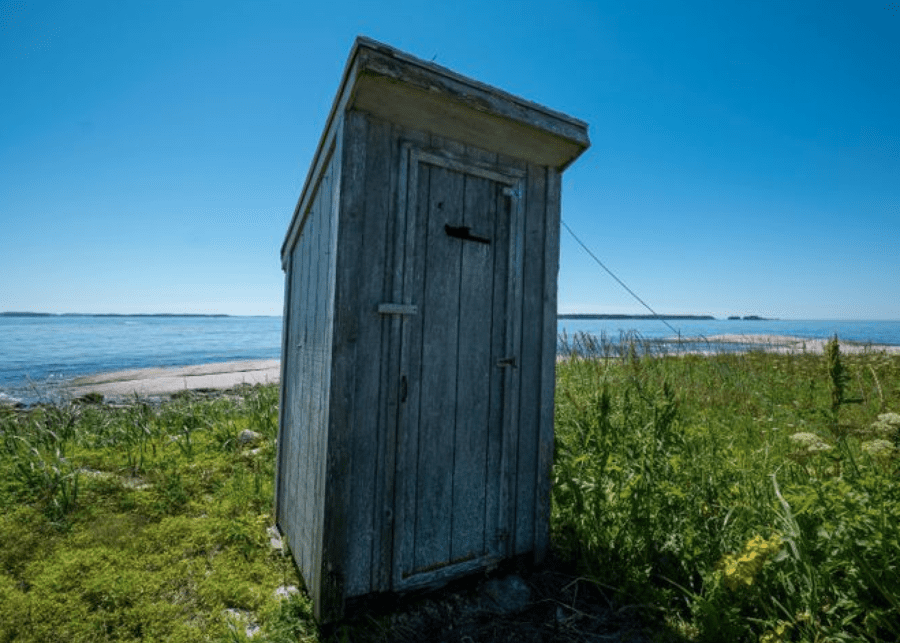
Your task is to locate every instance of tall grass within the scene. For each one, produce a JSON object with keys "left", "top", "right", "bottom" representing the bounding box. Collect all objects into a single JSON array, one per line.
[{"left": 552, "top": 334, "right": 900, "bottom": 641}]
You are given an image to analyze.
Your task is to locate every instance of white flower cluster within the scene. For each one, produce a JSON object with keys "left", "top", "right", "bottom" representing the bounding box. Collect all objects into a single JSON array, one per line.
[{"left": 789, "top": 432, "right": 833, "bottom": 454}]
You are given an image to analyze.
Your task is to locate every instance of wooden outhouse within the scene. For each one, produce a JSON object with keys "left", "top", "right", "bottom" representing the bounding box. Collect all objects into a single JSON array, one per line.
[{"left": 275, "top": 37, "right": 589, "bottom": 621}]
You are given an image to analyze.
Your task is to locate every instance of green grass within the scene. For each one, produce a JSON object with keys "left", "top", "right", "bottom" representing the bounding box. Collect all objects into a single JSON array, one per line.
[
  {"left": 0, "top": 385, "right": 315, "bottom": 643},
  {"left": 3, "top": 339, "right": 899, "bottom": 642},
  {"left": 552, "top": 336, "right": 900, "bottom": 642}
]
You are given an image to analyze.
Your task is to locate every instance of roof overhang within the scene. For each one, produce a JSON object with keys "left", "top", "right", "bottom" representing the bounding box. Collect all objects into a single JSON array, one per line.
[{"left": 281, "top": 36, "right": 590, "bottom": 266}]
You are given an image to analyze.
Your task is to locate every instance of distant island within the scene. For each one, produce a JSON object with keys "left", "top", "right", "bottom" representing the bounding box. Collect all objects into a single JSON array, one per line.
[
  {"left": 558, "top": 314, "right": 716, "bottom": 320},
  {"left": 727, "top": 315, "right": 772, "bottom": 321},
  {"left": 1, "top": 312, "right": 231, "bottom": 318}
]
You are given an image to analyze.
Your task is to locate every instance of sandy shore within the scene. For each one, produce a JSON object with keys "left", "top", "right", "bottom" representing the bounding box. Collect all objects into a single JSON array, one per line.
[
  {"left": 559, "top": 333, "right": 900, "bottom": 359},
  {"left": 47, "top": 334, "right": 900, "bottom": 402},
  {"left": 681, "top": 334, "right": 900, "bottom": 355},
  {"left": 65, "top": 359, "right": 280, "bottom": 400}
]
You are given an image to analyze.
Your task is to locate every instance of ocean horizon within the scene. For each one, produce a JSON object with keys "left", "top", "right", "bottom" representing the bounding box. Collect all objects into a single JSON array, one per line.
[{"left": 2, "top": 314, "right": 900, "bottom": 405}]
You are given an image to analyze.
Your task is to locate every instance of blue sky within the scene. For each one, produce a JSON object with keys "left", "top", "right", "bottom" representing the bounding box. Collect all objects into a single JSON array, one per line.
[{"left": 2, "top": 1, "right": 898, "bottom": 319}]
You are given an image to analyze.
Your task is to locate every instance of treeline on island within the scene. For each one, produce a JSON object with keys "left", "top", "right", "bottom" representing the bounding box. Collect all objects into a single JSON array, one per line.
[{"left": 0, "top": 312, "right": 231, "bottom": 318}]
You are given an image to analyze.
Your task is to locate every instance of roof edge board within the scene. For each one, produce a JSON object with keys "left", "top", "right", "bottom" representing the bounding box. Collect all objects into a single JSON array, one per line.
[{"left": 352, "top": 36, "right": 589, "bottom": 145}]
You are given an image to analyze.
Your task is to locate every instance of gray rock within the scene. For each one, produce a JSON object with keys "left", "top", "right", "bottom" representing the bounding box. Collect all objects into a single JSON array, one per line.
[
  {"left": 238, "top": 429, "right": 262, "bottom": 446},
  {"left": 267, "top": 525, "right": 284, "bottom": 552}
]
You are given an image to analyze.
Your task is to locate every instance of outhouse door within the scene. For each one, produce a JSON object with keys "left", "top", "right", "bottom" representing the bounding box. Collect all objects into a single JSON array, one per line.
[{"left": 391, "top": 146, "right": 524, "bottom": 591}]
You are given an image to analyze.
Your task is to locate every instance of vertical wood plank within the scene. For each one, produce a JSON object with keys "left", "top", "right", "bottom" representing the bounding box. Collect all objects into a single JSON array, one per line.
[
  {"left": 295, "top": 203, "right": 310, "bottom": 584},
  {"left": 292, "top": 208, "right": 313, "bottom": 596},
  {"left": 375, "top": 131, "right": 405, "bottom": 592},
  {"left": 413, "top": 163, "right": 463, "bottom": 573},
  {"left": 450, "top": 172, "right": 493, "bottom": 562},
  {"left": 274, "top": 252, "right": 291, "bottom": 523},
  {"left": 393, "top": 148, "right": 427, "bottom": 586},
  {"left": 514, "top": 162, "right": 547, "bottom": 554},
  {"left": 535, "top": 167, "right": 560, "bottom": 562},
  {"left": 485, "top": 177, "right": 511, "bottom": 555},
  {"left": 372, "top": 123, "right": 414, "bottom": 592},
  {"left": 499, "top": 171, "right": 525, "bottom": 558},
  {"left": 320, "top": 112, "right": 366, "bottom": 620},
  {"left": 344, "top": 115, "right": 393, "bottom": 595},
  {"left": 304, "top": 202, "right": 318, "bottom": 580},
  {"left": 310, "top": 151, "right": 331, "bottom": 598}
]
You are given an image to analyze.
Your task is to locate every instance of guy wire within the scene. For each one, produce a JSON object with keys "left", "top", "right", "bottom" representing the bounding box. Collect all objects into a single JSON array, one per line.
[{"left": 561, "top": 219, "right": 681, "bottom": 338}]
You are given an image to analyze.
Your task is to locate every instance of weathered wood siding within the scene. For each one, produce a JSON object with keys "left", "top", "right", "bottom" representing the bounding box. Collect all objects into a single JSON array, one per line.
[{"left": 275, "top": 136, "right": 341, "bottom": 611}]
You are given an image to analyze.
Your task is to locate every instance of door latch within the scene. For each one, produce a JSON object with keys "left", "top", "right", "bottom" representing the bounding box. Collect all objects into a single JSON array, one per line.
[
  {"left": 444, "top": 224, "right": 491, "bottom": 245},
  {"left": 497, "top": 356, "right": 517, "bottom": 369}
]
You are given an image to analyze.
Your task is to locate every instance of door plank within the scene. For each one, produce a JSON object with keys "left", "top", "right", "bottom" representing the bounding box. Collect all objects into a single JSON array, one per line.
[
  {"left": 485, "top": 182, "right": 512, "bottom": 555},
  {"left": 413, "top": 163, "right": 464, "bottom": 573},
  {"left": 450, "top": 173, "right": 494, "bottom": 562}
]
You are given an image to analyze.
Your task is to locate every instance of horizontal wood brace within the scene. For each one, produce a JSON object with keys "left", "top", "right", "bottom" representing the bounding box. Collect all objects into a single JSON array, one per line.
[{"left": 377, "top": 303, "right": 419, "bottom": 315}]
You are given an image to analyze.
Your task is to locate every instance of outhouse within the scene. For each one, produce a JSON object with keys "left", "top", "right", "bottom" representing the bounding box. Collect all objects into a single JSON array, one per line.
[{"left": 275, "top": 37, "right": 589, "bottom": 621}]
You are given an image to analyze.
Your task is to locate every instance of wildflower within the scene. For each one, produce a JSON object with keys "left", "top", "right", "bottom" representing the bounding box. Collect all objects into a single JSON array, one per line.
[
  {"left": 862, "top": 439, "right": 897, "bottom": 469},
  {"left": 863, "top": 439, "right": 895, "bottom": 456},
  {"left": 788, "top": 432, "right": 832, "bottom": 463},
  {"left": 789, "top": 432, "right": 832, "bottom": 453},
  {"left": 719, "top": 534, "right": 782, "bottom": 591},
  {"left": 759, "top": 620, "right": 792, "bottom": 643}
]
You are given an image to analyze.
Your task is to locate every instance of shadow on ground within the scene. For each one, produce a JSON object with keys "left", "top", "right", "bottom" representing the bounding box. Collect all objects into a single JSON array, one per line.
[{"left": 323, "top": 554, "right": 694, "bottom": 643}]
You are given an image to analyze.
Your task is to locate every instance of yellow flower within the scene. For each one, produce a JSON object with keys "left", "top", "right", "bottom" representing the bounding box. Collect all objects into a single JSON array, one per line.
[
  {"left": 759, "top": 620, "right": 792, "bottom": 643},
  {"left": 719, "top": 534, "right": 782, "bottom": 591}
]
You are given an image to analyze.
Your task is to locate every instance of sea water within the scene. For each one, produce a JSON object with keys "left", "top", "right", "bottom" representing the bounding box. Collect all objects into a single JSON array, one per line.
[
  {"left": 2, "top": 315, "right": 899, "bottom": 405},
  {"left": 0, "top": 316, "right": 283, "bottom": 404}
]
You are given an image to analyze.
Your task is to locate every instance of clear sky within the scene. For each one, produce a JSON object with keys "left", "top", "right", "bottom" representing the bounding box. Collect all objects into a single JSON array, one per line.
[{"left": 2, "top": 1, "right": 898, "bottom": 319}]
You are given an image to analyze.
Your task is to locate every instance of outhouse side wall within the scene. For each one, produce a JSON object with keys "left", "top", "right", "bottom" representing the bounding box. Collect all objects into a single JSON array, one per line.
[{"left": 276, "top": 133, "right": 342, "bottom": 612}]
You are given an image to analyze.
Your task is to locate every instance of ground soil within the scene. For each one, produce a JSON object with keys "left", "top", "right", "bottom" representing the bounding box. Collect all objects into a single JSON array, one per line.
[{"left": 325, "top": 553, "right": 692, "bottom": 643}]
